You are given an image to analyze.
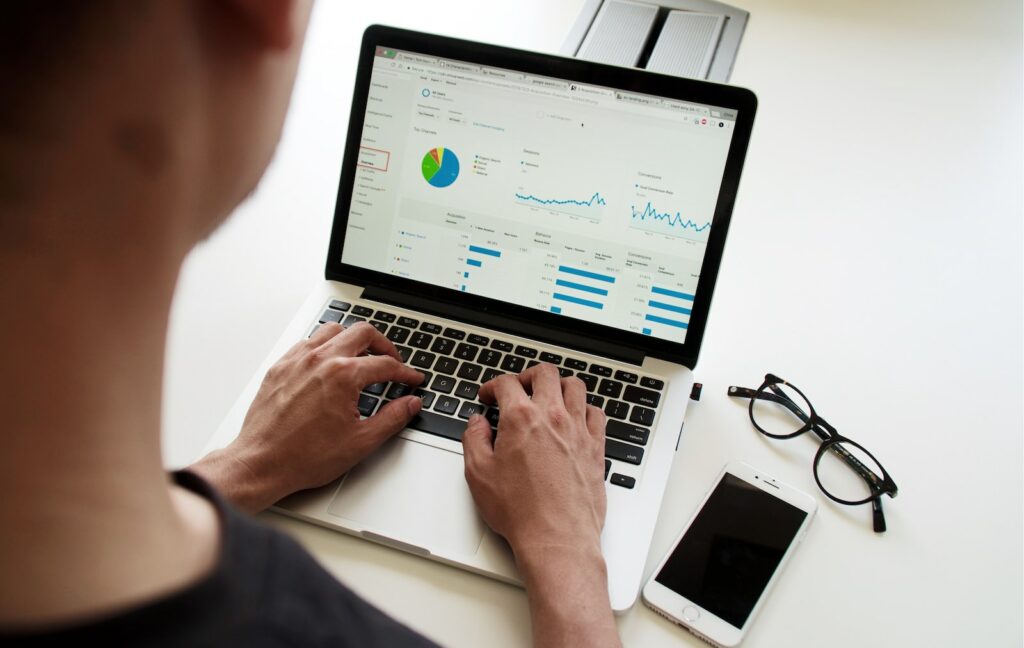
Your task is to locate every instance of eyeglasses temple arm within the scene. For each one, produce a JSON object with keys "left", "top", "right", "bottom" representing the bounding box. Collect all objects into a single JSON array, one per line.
[{"left": 872, "top": 497, "right": 887, "bottom": 533}]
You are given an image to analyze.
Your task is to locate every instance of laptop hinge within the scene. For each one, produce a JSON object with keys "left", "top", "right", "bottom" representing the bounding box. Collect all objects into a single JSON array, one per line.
[{"left": 362, "top": 285, "right": 646, "bottom": 366}]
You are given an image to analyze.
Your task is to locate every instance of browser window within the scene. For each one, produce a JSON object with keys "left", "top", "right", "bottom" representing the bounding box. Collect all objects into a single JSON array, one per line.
[{"left": 341, "top": 46, "right": 737, "bottom": 344}]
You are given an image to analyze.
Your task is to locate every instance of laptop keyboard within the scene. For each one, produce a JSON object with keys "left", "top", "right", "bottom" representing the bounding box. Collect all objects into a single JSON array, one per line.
[{"left": 316, "top": 299, "right": 666, "bottom": 489}]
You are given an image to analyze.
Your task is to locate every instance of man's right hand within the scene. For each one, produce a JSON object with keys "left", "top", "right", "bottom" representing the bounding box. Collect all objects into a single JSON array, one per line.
[{"left": 462, "top": 364, "right": 621, "bottom": 648}]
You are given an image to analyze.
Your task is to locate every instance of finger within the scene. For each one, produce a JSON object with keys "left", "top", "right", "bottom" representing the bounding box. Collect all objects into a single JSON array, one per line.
[
  {"left": 307, "top": 321, "right": 344, "bottom": 346},
  {"left": 358, "top": 396, "right": 421, "bottom": 444},
  {"left": 560, "top": 375, "right": 587, "bottom": 420},
  {"left": 585, "top": 404, "right": 607, "bottom": 440},
  {"left": 327, "top": 321, "right": 401, "bottom": 360},
  {"left": 349, "top": 354, "right": 424, "bottom": 387},
  {"left": 462, "top": 414, "right": 496, "bottom": 481},
  {"left": 478, "top": 373, "right": 529, "bottom": 407},
  {"left": 515, "top": 363, "right": 565, "bottom": 406}
]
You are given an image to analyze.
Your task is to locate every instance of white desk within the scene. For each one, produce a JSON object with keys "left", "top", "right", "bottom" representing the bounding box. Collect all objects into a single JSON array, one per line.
[{"left": 163, "top": 1, "right": 1024, "bottom": 645}]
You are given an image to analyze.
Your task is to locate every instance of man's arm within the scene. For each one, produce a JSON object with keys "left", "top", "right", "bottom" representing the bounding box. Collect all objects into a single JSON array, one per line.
[
  {"left": 189, "top": 322, "right": 422, "bottom": 514},
  {"left": 464, "top": 366, "right": 621, "bottom": 648}
]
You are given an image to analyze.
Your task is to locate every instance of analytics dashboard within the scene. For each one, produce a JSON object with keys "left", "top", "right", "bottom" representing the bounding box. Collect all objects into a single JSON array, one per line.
[{"left": 341, "top": 46, "right": 737, "bottom": 344}]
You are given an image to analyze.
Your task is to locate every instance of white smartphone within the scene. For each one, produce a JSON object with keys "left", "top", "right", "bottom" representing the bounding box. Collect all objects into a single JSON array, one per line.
[{"left": 642, "top": 462, "right": 816, "bottom": 647}]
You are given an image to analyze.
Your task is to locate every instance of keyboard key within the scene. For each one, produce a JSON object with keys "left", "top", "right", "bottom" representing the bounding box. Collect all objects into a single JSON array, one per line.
[
  {"left": 454, "top": 381, "right": 480, "bottom": 400},
  {"left": 319, "top": 309, "right": 343, "bottom": 324},
  {"left": 357, "top": 394, "right": 379, "bottom": 417},
  {"left": 397, "top": 316, "right": 419, "bottom": 328},
  {"left": 421, "top": 322, "right": 443, "bottom": 334},
  {"left": 430, "top": 337, "right": 455, "bottom": 355},
  {"left": 410, "top": 351, "right": 436, "bottom": 369},
  {"left": 417, "top": 371, "right": 433, "bottom": 387},
  {"left": 605, "top": 459, "right": 611, "bottom": 480},
  {"left": 433, "top": 395, "right": 460, "bottom": 415},
  {"left": 478, "top": 349, "right": 502, "bottom": 367},
  {"left": 576, "top": 373, "right": 598, "bottom": 392},
  {"left": 527, "top": 360, "right": 540, "bottom": 368},
  {"left": 363, "top": 382, "right": 386, "bottom": 395},
  {"left": 343, "top": 315, "right": 366, "bottom": 327},
  {"left": 540, "top": 351, "right": 563, "bottom": 364},
  {"left": 373, "top": 310, "right": 396, "bottom": 323},
  {"left": 605, "top": 439, "right": 644, "bottom": 465},
  {"left": 457, "top": 401, "right": 485, "bottom": 419},
  {"left": 500, "top": 355, "right": 525, "bottom": 373},
  {"left": 395, "top": 345, "right": 412, "bottom": 363},
  {"left": 564, "top": 358, "right": 588, "bottom": 371},
  {"left": 598, "top": 379, "right": 623, "bottom": 399},
  {"left": 431, "top": 375, "right": 456, "bottom": 394},
  {"left": 352, "top": 305, "right": 374, "bottom": 317},
  {"left": 456, "top": 363, "right": 483, "bottom": 381},
  {"left": 611, "top": 474, "right": 636, "bottom": 489},
  {"left": 514, "top": 345, "right": 538, "bottom": 359},
  {"left": 385, "top": 382, "right": 415, "bottom": 399},
  {"left": 369, "top": 321, "right": 388, "bottom": 334},
  {"left": 640, "top": 376, "right": 665, "bottom": 390},
  {"left": 623, "top": 385, "right": 662, "bottom": 408},
  {"left": 413, "top": 389, "right": 435, "bottom": 409},
  {"left": 586, "top": 394, "right": 605, "bottom": 407},
  {"left": 328, "top": 300, "right": 351, "bottom": 312},
  {"left": 407, "top": 409, "right": 465, "bottom": 442},
  {"left": 490, "top": 340, "right": 513, "bottom": 352},
  {"left": 558, "top": 367, "right": 573, "bottom": 378},
  {"left": 443, "top": 328, "right": 466, "bottom": 340},
  {"left": 408, "top": 332, "right": 433, "bottom": 349},
  {"left": 589, "top": 363, "right": 612, "bottom": 377},
  {"left": 485, "top": 407, "right": 500, "bottom": 428},
  {"left": 386, "top": 326, "right": 411, "bottom": 344},
  {"left": 630, "top": 406, "right": 656, "bottom": 426},
  {"left": 434, "top": 357, "right": 458, "bottom": 375},
  {"left": 614, "top": 370, "right": 638, "bottom": 384},
  {"left": 482, "top": 368, "right": 504, "bottom": 382},
  {"left": 454, "top": 343, "right": 479, "bottom": 361},
  {"left": 604, "top": 399, "right": 629, "bottom": 420},
  {"left": 606, "top": 420, "right": 650, "bottom": 446},
  {"left": 468, "top": 333, "right": 489, "bottom": 345}
]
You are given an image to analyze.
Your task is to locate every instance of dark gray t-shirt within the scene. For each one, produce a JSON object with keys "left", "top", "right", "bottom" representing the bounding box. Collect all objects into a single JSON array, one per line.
[{"left": 3, "top": 471, "right": 440, "bottom": 647}]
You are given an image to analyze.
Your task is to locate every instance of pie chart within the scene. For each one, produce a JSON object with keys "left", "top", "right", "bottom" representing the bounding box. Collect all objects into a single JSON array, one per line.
[{"left": 421, "top": 147, "right": 460, "bottom": 188}]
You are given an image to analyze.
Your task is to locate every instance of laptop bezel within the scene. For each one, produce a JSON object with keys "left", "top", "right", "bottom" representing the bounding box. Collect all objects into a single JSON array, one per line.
[{"left": 325, "top": 25, "right": 756, "bottom": 369}]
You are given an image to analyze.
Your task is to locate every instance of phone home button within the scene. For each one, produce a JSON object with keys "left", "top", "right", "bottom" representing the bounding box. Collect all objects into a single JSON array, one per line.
[{"left": 682, "top": 606, "right": 700, "bottom": 622}]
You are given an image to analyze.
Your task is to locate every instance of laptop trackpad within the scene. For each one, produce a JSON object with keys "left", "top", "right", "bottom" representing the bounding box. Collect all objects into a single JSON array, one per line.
[{"left": 326, "top": 437, "right": 486, "bottom": 557}]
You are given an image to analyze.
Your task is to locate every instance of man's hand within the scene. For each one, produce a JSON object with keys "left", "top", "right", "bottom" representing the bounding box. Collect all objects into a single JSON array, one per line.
[
  {"left": 463, "top": 363, "right": 621, "bottom": 648},
  {"left": 191, "top": 322, "right": 424, "bottom": 514}
]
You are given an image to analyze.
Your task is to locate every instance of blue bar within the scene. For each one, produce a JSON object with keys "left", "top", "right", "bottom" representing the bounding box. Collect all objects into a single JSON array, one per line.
[
  {"left": 558, "top": 265, "right": 615, "bottom": 283},
  {"left": 468, "top": 245, "right": 501, "bottom": 257},
  {"left": 645, "top": 313, "right": 688, "bottom": 329},
  {"left": 463, "top": 271, "right": 469, "bottom": 278},
  {"left": 651, "top": 286, "right": 695, "bottom": 301},
  {"left": 467, "top": 258, "right": 482, "bottom": 267},
  {"left": 642, "top": 328, "right": 652, "bottom": 335},
  {"left": 550, "top": 306, "right": 562, "bottom": 314},
  {"left": 554, "top": 279, "right": 609, "bottom": 296},
  {"left": 648, "top": 299, "right": 692, "bottom": 315},
  {"left": 461, "top": 285, "right": 466, "bottom": 291},
  {"left": 553, "top": 293, "right": 604, "bottom": 309}
]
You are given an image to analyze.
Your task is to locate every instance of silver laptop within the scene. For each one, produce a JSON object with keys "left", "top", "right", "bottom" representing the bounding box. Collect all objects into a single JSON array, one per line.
[{"left": 204, "top": 25, "right": 756, "bottom": 612}]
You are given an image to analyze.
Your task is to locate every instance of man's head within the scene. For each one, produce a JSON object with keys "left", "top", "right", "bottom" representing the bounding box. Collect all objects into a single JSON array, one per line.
[{"left": 0, "top": 0, "right": 313, "bottom": 258}]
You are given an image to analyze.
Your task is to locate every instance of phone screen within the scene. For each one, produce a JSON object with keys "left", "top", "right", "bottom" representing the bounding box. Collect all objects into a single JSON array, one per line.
[{"left": 655, "top": 472, "right": 808, "bottom": 629}]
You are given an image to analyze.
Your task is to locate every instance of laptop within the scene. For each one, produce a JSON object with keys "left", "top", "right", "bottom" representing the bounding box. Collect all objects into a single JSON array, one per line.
[{"left": 203, "top": 25, "right": 756, "bottom": 612}]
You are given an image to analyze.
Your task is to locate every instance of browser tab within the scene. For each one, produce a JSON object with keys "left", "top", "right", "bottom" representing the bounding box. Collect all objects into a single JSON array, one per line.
[
  {"left": 529, "top": 77, "right": 568, "bottom": 90},
  {"left": 395, "top": 52, "right": 439, "bottom": 66}
]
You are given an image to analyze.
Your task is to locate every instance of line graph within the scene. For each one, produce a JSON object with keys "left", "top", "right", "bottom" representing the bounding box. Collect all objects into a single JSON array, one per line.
[
  {"left": 514, "top": 191, "right": 606, "bottom": 221},
  {"left": 629, "top": 201, "right": 711, "bottom": 241}
]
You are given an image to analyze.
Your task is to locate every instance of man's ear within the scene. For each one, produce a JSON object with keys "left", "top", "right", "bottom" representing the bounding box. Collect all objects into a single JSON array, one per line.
[{"left": 219, "top": 0, "right": 300, "bottom": 50}]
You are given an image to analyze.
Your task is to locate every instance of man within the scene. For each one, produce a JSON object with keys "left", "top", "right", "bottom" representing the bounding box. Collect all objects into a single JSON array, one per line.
[{"left": 0, "top": 2, "right": 620, "bottom": 647}]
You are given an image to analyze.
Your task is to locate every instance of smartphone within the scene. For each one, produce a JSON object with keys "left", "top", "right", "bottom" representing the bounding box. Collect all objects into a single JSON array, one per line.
[{"left": 642, "top": 462, "right": 816, "bottom": 647}]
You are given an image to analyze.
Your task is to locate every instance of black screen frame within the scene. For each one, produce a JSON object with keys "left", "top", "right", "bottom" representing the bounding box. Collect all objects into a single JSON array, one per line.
[{"left": 325, "top": 25, "right": 757, "bottom": 369}]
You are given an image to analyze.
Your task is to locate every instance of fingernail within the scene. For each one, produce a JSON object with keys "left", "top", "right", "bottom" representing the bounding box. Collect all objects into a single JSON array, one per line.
[{"left": 406, "top": 396, "right": 422, "bottom": 416}]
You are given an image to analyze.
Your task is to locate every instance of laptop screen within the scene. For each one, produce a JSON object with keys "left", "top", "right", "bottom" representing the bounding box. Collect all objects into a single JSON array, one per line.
[{"left": 340, "top": 46, "right": 739, "bottom": 345}]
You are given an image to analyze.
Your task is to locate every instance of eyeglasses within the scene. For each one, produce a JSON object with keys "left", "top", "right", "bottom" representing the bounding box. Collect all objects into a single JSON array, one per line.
[{"left": 728, "top": 374, "right": 898, "bottom": 533}]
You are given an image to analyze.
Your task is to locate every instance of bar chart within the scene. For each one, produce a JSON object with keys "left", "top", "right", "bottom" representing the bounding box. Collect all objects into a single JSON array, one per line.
[
  {"left": 641, "top": 285, "right": 694, "bottom": 334},
  {"left": 551, "top": 265, "right": 616, "bottom": 313},
  {"left": 462, "top": 244, "right": 502, "bottom": 292}
]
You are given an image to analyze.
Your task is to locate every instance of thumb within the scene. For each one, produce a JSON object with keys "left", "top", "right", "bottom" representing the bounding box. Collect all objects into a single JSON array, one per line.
[
  {"left": 360, "top": 395, "right": 421, "bottom": 442},
  {"left": 462, "top": 414, "right": 495, "bottom": 476}
]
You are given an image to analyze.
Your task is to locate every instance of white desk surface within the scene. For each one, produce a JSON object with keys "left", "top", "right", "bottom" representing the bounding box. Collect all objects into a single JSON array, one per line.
[{"left": 163, "top": 0, "right": 1024, "bottom": 646}]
